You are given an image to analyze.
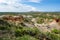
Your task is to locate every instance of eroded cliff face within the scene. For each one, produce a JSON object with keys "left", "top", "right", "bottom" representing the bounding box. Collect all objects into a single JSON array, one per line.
[
  {"left": 0, "top": 15, "right": 24, "bottom": 25},
  {"left": 48, "top": 19, "right": 60, "bottom": 30},
  {"left": 3, "top": 15, "right": 23, "bottom": 21}
]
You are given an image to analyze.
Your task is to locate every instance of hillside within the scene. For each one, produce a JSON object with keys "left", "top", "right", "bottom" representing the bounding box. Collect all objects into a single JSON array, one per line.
[{"left": 0, "top": 12, "right": 60, "bottom": 40}]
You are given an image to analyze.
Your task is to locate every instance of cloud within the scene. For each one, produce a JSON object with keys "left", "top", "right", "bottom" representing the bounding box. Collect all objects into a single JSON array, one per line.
[
  {"left": 27, "top": 0, "right": 42, "bottom": 3},
  {"left": 0, "top": 0, "right": 39, "bottom": 12},
  {"left": 0, "top": 3, "right": 8, "bottom": 6}
]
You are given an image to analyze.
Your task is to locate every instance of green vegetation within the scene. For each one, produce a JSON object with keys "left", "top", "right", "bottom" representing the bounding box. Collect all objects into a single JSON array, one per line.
[
  {"left": 0, "top": 12, "right": 60, "bottom": 40},
  {"left": 16, "top": 35, "right": 39, "bottom": 40},
  {"left": 51, "top": 29, "right": 60, "bottom": 34}
]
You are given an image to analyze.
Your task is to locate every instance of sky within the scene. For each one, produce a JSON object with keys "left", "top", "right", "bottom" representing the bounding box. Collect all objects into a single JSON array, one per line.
[{"left": 0, "top": 0, "right": 60, "bottom": 12}]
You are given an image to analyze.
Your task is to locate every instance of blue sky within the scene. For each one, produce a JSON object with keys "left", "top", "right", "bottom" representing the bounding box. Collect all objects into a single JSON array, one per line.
[{"left": 0, "top": 0, "right": 60, "bottom": 12}]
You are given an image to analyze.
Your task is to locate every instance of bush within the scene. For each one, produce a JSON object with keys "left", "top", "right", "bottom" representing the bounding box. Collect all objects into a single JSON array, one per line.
[
  {"left": 16, "top": 35, "right": 39, "bottom": 40},
  {"left": 45, "top": 32, "right": 60, "bottom": 40},
  {"left": 15, "top": 27, "right": 40, "bottom": 37},
  {"left": 0, "top": 19, "right": 11, "bottom": 30},
  {"left": 15, "top": 29, "right": 23, "bottom": 37},
  {"left": 51, "top": 29, "right": 60, "bottom": 34}
]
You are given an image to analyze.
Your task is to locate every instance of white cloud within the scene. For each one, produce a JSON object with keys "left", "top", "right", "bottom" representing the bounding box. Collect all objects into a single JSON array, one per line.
[
  {"left": 0, "top": 0, "right": 39, "bottom": 12},
  {"left": 27, "top": 0, "right": 42, "bottom": 3}
]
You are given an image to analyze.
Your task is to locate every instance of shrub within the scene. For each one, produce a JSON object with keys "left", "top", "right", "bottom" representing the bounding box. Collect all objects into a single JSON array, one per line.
[
  {"left": 45, "top": 32, "right": 60, "bottom": 40},
  {"left": 15, "top": 27, "right": 40, "bottom": 37},
  {"left": 51, "top": 29, "right": 60, "bottom": 34},
  {"left": 0, "top": 19, "right": 11, "bottom": 30},
  {"left": 16, "top": 35, "right": 39, "bottom": 40},
  {"left": 15, "top": 29, "right": 23, "bottom": 37}
]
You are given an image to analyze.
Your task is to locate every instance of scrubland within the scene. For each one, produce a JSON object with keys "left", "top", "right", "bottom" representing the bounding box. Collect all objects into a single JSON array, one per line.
[{"left": 0, "top": 12, "right": 60, "bottom": 40}]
